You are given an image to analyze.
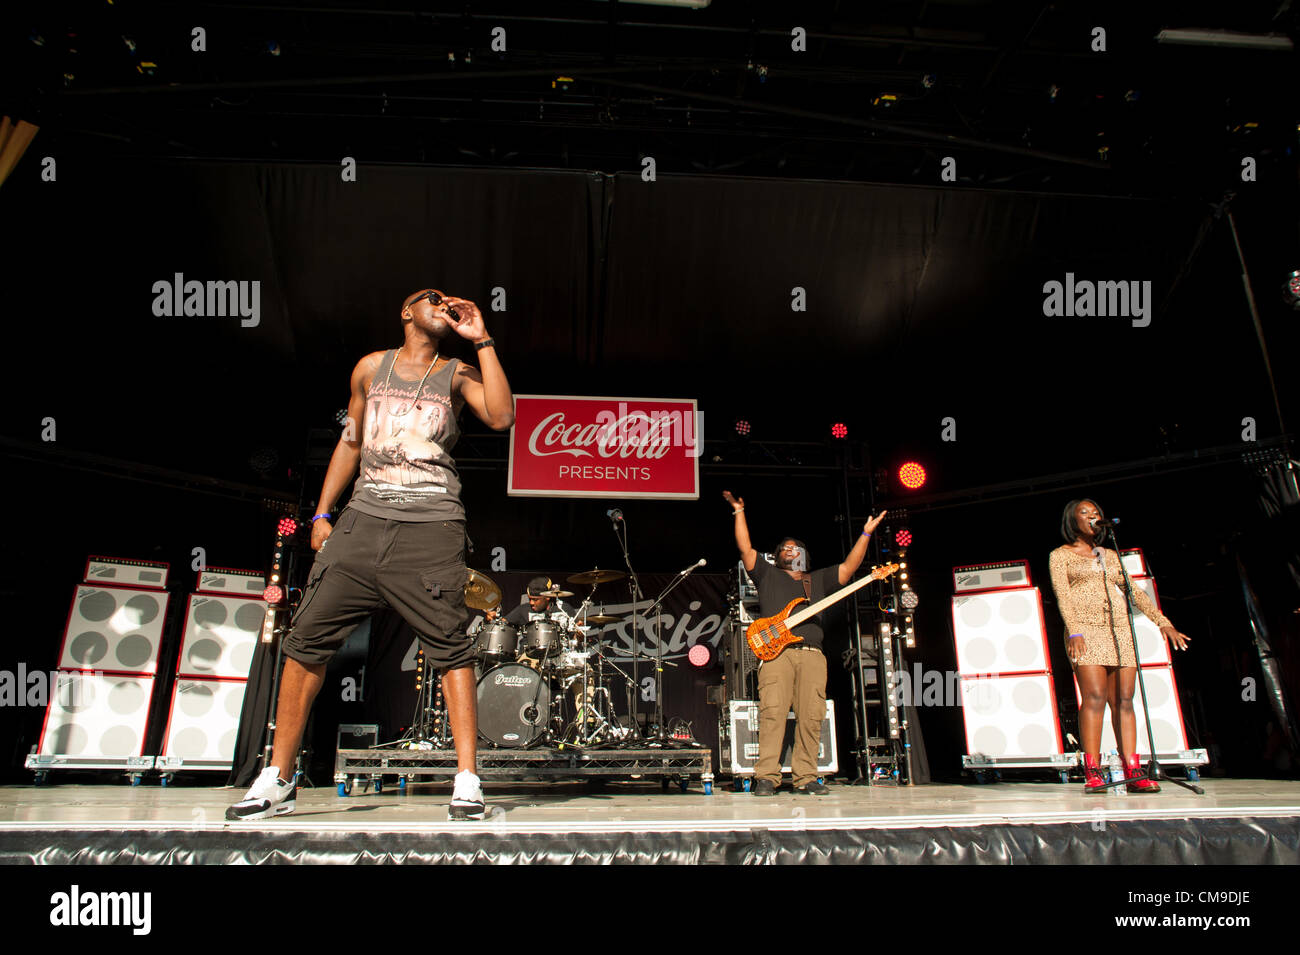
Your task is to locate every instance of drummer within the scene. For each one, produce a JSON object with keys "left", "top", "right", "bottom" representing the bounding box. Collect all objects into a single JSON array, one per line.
[{"left": 489, "top": 576, "right": 580, "bottom": 628}]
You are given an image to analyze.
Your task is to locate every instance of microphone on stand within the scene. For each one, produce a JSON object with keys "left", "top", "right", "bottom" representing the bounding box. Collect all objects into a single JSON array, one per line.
[
  {"left": 607, "top": 508, "right": 624, "bottom": 528},
  {"left": 1089, "top": 517, "right": 1120, "bottom": 527},
  {"left": 677, "top": 558, "right": 707, "bottom": 577}
]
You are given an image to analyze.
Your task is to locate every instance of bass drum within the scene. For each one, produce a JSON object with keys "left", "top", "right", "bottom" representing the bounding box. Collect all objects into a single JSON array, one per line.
[{"left": 477, "top": 663, "right": 551, "bottom": 748}]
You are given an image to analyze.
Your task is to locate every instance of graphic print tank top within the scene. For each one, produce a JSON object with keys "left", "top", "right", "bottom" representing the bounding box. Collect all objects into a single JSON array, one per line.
[{"left": 346, "top": 350, "right": 463, "bottom": 521}]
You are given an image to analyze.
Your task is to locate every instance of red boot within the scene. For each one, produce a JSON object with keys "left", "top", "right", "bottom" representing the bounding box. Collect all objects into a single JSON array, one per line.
[
  {"left": 1082, "top": 753, "right": 1107, "bottom": 794},
  {"left": 1123, "top": 753, "right": 1160, "bottom": 793}
]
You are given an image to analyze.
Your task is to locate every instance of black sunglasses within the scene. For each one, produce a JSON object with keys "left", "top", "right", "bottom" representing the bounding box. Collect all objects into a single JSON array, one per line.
[
  {"left": 410, "top": 290, "right": 444, "bottom": 308},
  {"left": 408, "top": 290, "right": 460, "bottom": 321}
]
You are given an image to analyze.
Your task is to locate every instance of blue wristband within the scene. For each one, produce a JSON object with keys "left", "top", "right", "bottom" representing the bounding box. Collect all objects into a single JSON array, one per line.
[
  {"left": 311, "top": 513, "right": 332, "bottom": 523},
  {"left": 1067, "top": 633, "right": 1083, "bottom": 640}
]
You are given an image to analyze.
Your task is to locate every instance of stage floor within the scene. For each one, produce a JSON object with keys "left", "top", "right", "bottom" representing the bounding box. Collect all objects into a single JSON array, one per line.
[
  {"left": 1, "top": 777, "right": 1297, "bottom": 834},
  {"left": 2, "top": 777, "right": 1297, "bottom": 864}
]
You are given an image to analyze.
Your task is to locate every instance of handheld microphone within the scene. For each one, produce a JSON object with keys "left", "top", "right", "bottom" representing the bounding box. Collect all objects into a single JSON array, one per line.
[{"left": 1088, "top": 517, "right": 1120, "bottom": 527}]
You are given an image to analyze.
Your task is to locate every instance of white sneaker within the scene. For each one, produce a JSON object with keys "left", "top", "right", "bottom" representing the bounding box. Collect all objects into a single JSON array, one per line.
[
  {"left": 448, "top": 770, "right": 485, "bottom": 820},
  {"left": 226, "top": 767, "right": 297, "bottom": 821}
]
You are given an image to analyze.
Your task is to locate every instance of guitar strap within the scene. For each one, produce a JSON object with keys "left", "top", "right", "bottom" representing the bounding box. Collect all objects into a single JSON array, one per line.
[{"left": 801, "top": 576, "right": 812, "bottom": 605}]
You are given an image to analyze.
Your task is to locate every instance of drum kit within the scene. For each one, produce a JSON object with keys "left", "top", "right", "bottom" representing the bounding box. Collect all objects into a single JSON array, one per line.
[{"left": 465, "top": 568, "right": 637, "bottom": 749}]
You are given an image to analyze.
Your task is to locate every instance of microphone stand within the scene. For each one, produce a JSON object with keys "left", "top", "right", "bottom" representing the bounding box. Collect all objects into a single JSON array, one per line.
[
  {"left": 611, "top": 514, "right": 647, "bottom": 741},
  {"left": 643, "top": 565, "right": 700, "bottom": 748},
  {"left": 1097, "top": 522, "right": 1203, "bottom": 796}
]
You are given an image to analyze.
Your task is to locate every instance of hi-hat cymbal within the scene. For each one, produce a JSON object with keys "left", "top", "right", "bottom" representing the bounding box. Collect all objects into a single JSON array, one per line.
[
  {"left": 567, "top": 568, "right": 627, "bottom": 586},
  {"left": 583, "top": 613, "right": 624, "bottom": 625},
  {"left": 539, "top": 588, "right": 574, "bottom": 598},
  {"left": 465, "top": 569, "right": 502, "bottom": 611}
]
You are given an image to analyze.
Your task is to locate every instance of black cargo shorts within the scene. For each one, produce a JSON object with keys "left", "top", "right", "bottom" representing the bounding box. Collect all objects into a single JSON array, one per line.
[{"left": 283, "top": 507, "right": 474, "bottom": 671}]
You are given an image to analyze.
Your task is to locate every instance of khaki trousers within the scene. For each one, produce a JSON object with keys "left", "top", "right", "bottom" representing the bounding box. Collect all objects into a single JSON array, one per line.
[{"left": 755, "top": 647, "right": 827, "bottom": 786}]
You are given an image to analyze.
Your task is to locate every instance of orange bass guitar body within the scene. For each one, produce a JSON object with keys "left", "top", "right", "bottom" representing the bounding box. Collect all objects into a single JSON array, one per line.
[{"left": 745, "top": 597, "right": 811, "bottom": 662}]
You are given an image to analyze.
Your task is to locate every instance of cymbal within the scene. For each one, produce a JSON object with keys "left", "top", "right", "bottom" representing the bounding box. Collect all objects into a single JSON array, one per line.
[
  {"left": 583, "top": 613, "right": 624, "bottom": 625},
  {"left": 539, "top": 588, "right": 574, "bottom": 598},
  {"left": 567, "top": 568, "right": 627, "bottom": 586},
  {"left": 465, "top": 569, "right": 502, "bottom": 611}
]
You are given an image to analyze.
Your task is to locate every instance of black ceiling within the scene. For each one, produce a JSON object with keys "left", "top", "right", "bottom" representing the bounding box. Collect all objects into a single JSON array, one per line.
[{"left": 8, "top": 0, "right": 1299, "bottom": 200}]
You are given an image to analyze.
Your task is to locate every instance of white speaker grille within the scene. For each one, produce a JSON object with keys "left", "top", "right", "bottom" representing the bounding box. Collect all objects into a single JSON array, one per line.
[
  {"left": 38, "top": 672, "right": 155, "bottom": 758},
  {"left": 58, "top": 585, "right": 169, "bottom": 674},
  {"left": 160, "top": 678, "right": 248, "bottom": 763},
  {"left": 178, "top": 594, "right": 265, "bottom": 678},
  {"left": 951, "top": 588, "right": 1051, "bottom": 675},
  {"left": 960, "top": 674, "right": 1063, "bottom": 757}
]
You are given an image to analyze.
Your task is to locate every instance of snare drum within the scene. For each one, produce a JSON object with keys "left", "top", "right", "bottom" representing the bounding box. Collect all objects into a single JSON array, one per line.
[{"left": 519, "top": 620, "right": 562, "bottom": 657}]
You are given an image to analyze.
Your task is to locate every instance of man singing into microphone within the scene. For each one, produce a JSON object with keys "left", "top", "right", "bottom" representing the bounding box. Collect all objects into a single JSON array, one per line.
[
  {"left": 724, "top": 491, "right": 886, "bottom": 795},
  {"left": 227, "top": 287, "right": 513, "bottom": 822}
]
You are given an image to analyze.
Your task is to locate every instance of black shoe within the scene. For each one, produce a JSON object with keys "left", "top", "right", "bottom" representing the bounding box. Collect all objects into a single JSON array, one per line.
[
  {"left": 752, "top": 778, "right": 776, "bottom": 797},
  {"left": 795, "top": 780, "right": 830, "bottom": 795}
]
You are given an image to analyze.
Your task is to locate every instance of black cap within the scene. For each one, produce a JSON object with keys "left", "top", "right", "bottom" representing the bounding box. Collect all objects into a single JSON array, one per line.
[{"left": 526, "top": 576, "right": 553, "bottom": 596}]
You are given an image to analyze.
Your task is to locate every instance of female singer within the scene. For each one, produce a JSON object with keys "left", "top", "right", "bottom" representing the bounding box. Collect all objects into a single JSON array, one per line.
[{"left": 1048, "top": 499, "right": 1190, "bottom": 793}]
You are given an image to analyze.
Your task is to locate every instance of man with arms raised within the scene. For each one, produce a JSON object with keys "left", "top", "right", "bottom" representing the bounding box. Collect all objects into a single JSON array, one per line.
[{"left": 724, "top": 491, "right": 885, "bottom": 796}]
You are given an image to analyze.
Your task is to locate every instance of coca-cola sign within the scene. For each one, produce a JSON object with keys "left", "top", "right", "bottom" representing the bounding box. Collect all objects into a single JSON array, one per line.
[{"left": 507, "top": 395, "right": 701, "bottom": 499}]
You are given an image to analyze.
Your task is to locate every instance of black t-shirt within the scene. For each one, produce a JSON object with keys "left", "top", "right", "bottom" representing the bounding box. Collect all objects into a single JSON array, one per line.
[
  {"left": 504, "top": 599, "right": 576, "bottom": 627},
  {"left": 745, "top": 558, "right": 841, "bottom": 651}
]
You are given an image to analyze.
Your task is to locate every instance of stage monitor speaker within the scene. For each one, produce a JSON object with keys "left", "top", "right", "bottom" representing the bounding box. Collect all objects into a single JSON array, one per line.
[
  {"left": 177, "top": 593, "right": 265, "bottom": 679},
  {"left": 158, "top": 678, "right": 248, "bottom": 769},
  {"left": 959, "top": 673, "right": 1064, "bottom": 758},
  {"left": 727, "top": 700, "right": 838, "bottom": 775},
  {"left": 57, "top": 585, "right": 170, "bottom": 675},
  {"left": 36, "top": 672, "right": 156, "bottom": 761},
  {"left": 951, "top": 588, "right": 1051, "bottom": 675}
]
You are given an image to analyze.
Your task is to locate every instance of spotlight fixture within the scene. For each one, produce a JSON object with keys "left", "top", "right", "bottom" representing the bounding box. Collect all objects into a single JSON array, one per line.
[
  {"left": 734, "top": 419, "right": 751, "bottom": 437},
  {"left": 904, "top": 614, "right": 916, "bottom": 648},
  {"left": 900, "top": 590, "right": 919, "bottom": 611},
  {"left": 895, "top": 527, "right": 912, "bottom": 547},
  {"left": 277, "top": 517, "right": 299, "bottom": 538},
  {"left": 898, "top": 462, "right": 927, "bottom": 489},
  {"left": 263, "top": 585, "right": 284, "bottom": 605},
  {"left": 687, "top": 643, "right": 712, "bottom": 668},
  {"left": 831, "top": 422, "right": 848, "bottom": 440},
  {"left": 1285, "top": 270, "right": 1300, "bottom": 311},
  {"left": 335, "top": 408, "right": 349, "bottom": 426}
]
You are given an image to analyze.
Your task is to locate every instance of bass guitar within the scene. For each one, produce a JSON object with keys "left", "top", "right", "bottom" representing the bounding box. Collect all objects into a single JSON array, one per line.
[{"left": 746, "top": 563, "right": 901, "bottom": 662}]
